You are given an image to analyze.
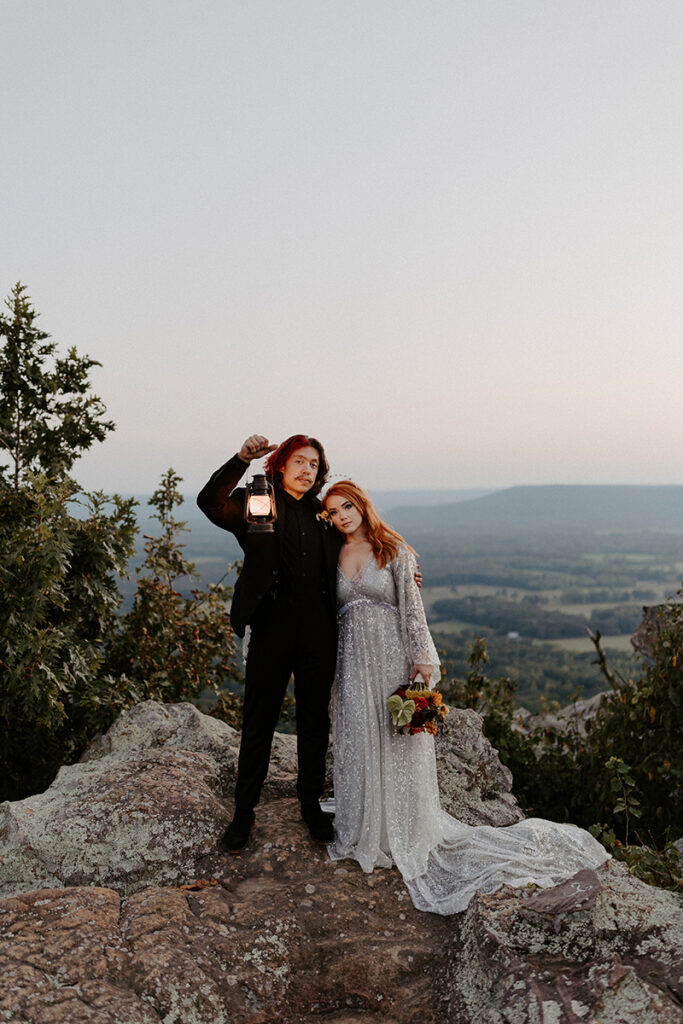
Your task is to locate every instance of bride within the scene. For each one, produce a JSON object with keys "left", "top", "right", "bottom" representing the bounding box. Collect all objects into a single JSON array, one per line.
[{"left": 322, "top": 480, "right": 609, "bottom": 915}]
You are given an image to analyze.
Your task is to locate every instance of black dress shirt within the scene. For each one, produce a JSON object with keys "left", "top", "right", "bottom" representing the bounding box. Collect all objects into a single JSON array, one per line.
[{"left": 277, "top": 487, "right": 326, "bottom": 608}]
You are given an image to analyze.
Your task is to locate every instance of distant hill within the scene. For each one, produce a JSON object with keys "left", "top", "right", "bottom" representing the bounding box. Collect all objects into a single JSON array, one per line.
[
  {"left": 389, "top": 485, "right": 683, "bottom": 536},
  {"left": 129, "top": 488, "right": 494, "bottom": 560},
  {"left": 117, "top": 484, "right": 683, "bottom": 601},
  {"left": 125, "top": 484, "right": 683, "bottom": 571},
  {"left": 369, "top": 488, "right": 493, "bottom": 513}
]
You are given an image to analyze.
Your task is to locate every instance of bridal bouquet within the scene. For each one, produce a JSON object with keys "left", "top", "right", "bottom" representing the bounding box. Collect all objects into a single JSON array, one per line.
[{"left": 386, "top": 685, "right": 449, "bottom": 736}]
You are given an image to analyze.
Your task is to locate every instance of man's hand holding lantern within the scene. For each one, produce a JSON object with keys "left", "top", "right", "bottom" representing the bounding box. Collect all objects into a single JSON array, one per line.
[{"left": 239, "top": 435, "right": 278, "bottom": 463}]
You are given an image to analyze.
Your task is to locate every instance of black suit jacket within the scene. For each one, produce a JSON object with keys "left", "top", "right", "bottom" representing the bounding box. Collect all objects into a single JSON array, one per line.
[{"left": 197, "top": 454, "right": 342, "bottom": 637}]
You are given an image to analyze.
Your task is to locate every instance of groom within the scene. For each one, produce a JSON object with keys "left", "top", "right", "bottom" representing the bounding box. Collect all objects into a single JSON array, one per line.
[{"left": 197, "top": 433, "right": 343, "bottom": 850}]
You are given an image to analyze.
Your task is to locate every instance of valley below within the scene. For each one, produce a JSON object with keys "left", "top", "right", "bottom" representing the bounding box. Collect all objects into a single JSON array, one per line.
[{"left": 126, "top": 483, "right": 683, "bottom": 711}]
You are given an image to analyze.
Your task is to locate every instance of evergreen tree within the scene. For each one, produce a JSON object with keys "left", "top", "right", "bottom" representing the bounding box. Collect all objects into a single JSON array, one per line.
[
  {"left": 0, "top": 282, "right": 113, "bottom": 486},
  {"left": 0, "top": 284, "right": 241, "bottom": 798},
  {"left": 0, "top": 284, "right": 135, "bottom": 798}
]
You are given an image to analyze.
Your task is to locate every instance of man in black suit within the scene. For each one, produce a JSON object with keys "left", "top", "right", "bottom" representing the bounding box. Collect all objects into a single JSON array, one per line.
[{"left": 197, "top": 433, "right": 342, "bottom": 849}]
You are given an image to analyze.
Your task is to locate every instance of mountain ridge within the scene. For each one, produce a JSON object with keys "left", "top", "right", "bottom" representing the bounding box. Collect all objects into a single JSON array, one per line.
[{"left": 388, "top": 484, "right": 683, "bottom": 533}]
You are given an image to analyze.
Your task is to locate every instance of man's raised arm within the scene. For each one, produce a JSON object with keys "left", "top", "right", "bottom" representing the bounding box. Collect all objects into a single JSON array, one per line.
[{"left": 196, "top": 434, "right": 277, "bottom": 533}]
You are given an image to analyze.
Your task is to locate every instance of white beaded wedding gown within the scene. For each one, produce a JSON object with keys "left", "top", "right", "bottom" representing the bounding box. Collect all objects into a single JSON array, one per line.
[{"left": 326, "top": 546, "right": 610, "bottom": 916}]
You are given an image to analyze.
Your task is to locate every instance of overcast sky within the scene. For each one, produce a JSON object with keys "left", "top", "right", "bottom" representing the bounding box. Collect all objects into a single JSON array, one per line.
[{"left": 2, "top": 1, "right": 682, "bottom": 494}]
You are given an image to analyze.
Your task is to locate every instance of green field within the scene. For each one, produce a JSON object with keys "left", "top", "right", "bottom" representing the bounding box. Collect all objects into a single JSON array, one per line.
[{"left": 417, "top": 538, "right": 680, "bottom": 708}]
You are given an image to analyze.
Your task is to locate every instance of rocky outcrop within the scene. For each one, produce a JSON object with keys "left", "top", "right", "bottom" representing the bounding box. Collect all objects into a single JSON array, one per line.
[
  {"left": 435, "top": 708, "right": 523, "bottom": 826},
  {"left": 1, "top": 700, "right": 681, "bottom": 1023},
  {"left": 1, "top": 825, "right": 681, "bottom": 1023},
  {"left": 515, "top": 691, "right": 606, "bottom": 739},
  {"left": 631, "top": 604, "right": 678, "bottom": 661},
  {"left": 449, "top": 859, "right": 683, "bottom": 1023},
  {"left": 0, "top": 702, "right": 301, "bottom": 900},
  {"left": 0, "top": 746, "right": 229, "bottom": 897},
  {"left": 82, "top": 700, "right": 522, "bottom": 825},
  {"left": 79, "top": 699, "right": 299, "bottom": 800},
  {"left": 0, "top": 701, "right": 522, "bottom": 901}
]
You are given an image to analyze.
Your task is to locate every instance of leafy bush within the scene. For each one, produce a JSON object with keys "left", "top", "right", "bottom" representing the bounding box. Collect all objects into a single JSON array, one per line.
[
  {"left": 0, "top": 284, "right": 137, "bottom": 798},
  {"left": 443, "top": 606, "right": 683, "bottom": 891},
  {"left": 579, "top": 602, "right": 682, "bottom": 844},
  {"left": 0, "top": 285, "right": 241, "bottom": 799},
  {"left": 589, "top": 822, "right": 683, "bottom": 891},
  {"left": 103, "top": 469, "right": 240, "bottom": 706},
  {"left": 0, "top": 476, "right": 137, "bottom": 798}
]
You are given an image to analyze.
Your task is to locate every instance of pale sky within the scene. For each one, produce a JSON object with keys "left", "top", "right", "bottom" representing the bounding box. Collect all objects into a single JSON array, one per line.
[{"left": 2, "top": 1, "right": 682, "bottom": 494}]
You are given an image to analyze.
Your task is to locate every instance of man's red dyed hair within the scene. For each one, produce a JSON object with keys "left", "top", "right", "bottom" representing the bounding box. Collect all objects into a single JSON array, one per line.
[{"left": 265, "top": 434, "right": 329, "bottom": 497}]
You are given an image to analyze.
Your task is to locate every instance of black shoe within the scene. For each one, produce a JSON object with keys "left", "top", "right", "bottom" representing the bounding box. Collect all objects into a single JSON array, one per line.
[
  {"left": 221, "top": 808, "right": 255, "bottom": 852},
  {"left": 300, "top": 802, "right": 334, "bottom": 843}
]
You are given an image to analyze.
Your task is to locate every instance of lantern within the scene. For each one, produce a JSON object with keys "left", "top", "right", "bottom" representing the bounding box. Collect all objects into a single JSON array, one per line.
[{"left": 245, "top": 474, "right": 277, "bottom": 532}]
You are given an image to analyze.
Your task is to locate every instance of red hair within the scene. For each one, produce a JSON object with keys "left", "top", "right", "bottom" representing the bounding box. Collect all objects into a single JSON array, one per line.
[
  {"left": 265, "top": 434, "right": 329, "bottom": 497},
  {"left": 323, "top": 480, "right": 416, "bottom": 569}
]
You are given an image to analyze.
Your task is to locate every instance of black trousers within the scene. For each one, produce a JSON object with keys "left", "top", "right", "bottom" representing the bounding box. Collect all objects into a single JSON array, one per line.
[{"left": 234, "top": 597, "right": 337, "bottom": 810}]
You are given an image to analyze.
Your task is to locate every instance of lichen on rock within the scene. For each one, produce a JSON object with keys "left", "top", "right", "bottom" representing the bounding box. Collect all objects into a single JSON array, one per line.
[{"left": 0, "top": 700, "right": 680, "bottom": 1023}]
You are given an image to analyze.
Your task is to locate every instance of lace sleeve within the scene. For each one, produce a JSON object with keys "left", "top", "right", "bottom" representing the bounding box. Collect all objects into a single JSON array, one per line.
[{"left": 391, "top": 545, "right": 440, "bottom": 687}]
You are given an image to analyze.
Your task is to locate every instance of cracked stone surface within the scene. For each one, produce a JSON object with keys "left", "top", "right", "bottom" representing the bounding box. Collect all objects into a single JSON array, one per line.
[
  {"left": 434, "top": 708, "right": 524, "bottom": 826},
  {"left": 79, "top": 699, "right": 300, "bottom": 800},
  {"left": 0, "top": 701, "right": 681, "bottom": 1023},
  {"left": 0, "top": 799, "right": 452, "bottom": 1024},
  {"left": 448, "top": 859, "right": 683, "bottom": 1023},
  {"left": 0, "top": 747, "right": 230, "bottom": 898},
  {"left": 2, "top": 828, "right": 681, "bottom": 1024}
]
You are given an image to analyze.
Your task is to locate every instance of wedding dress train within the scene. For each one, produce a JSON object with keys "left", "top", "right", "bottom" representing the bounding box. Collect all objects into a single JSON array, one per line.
[{"left": 326, "top": 547, "right": 609, "bottom": 916}]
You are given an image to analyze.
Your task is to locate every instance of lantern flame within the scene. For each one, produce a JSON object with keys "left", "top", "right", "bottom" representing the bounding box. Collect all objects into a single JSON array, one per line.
[{"left": 248, "top": 493, "right": 272, "bottom": 517}]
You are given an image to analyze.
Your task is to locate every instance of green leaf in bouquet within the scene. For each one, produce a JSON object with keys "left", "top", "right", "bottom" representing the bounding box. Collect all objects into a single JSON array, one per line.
[{"left": 387, "top": 695, "right": 416, "bottom": 728}]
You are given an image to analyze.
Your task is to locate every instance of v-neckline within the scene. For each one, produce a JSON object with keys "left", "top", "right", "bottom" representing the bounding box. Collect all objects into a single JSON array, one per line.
[{"left": 338, "top": 550, "right": 375, "bottom": 584}]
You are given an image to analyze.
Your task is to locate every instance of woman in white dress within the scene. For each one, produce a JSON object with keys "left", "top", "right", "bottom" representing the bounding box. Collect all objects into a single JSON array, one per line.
[{"left": 322, "top": 481, "right": 609, "bottom": 916}]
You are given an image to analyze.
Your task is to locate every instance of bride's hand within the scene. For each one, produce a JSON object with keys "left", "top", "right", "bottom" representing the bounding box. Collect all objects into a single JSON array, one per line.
[{"left": 411, "top": 664, "right": 432, "bottom": 687}]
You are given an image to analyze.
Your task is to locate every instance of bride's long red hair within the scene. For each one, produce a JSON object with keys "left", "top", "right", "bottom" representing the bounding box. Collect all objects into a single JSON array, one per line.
[{"left": 323, "top": 480, "right": 416, "bottom": 569}]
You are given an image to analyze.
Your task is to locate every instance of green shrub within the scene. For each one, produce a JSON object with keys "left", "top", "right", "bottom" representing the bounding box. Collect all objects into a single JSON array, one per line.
[
  {"left": 0, "top": 283, "right": 137, "bottom": 797},
  {"left": 0, "top": 476, "right": 137, "bottom": 798},
  {"left": 579, "top": 600, "right": 682, "bottom": 844},
  {"left": 0, "top": 284, "right": 241, "bottom": 798},
  {"left": 443, "top": 604, "right": 683, "bottom": 891},
  {"left": 103, "top": 469, "right": 240, "bottom": 707}
]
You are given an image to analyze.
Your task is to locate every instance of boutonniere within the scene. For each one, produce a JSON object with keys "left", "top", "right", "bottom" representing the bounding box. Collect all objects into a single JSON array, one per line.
[{"left": 316, "top": 510, "right": 331, "bottom": 529}]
